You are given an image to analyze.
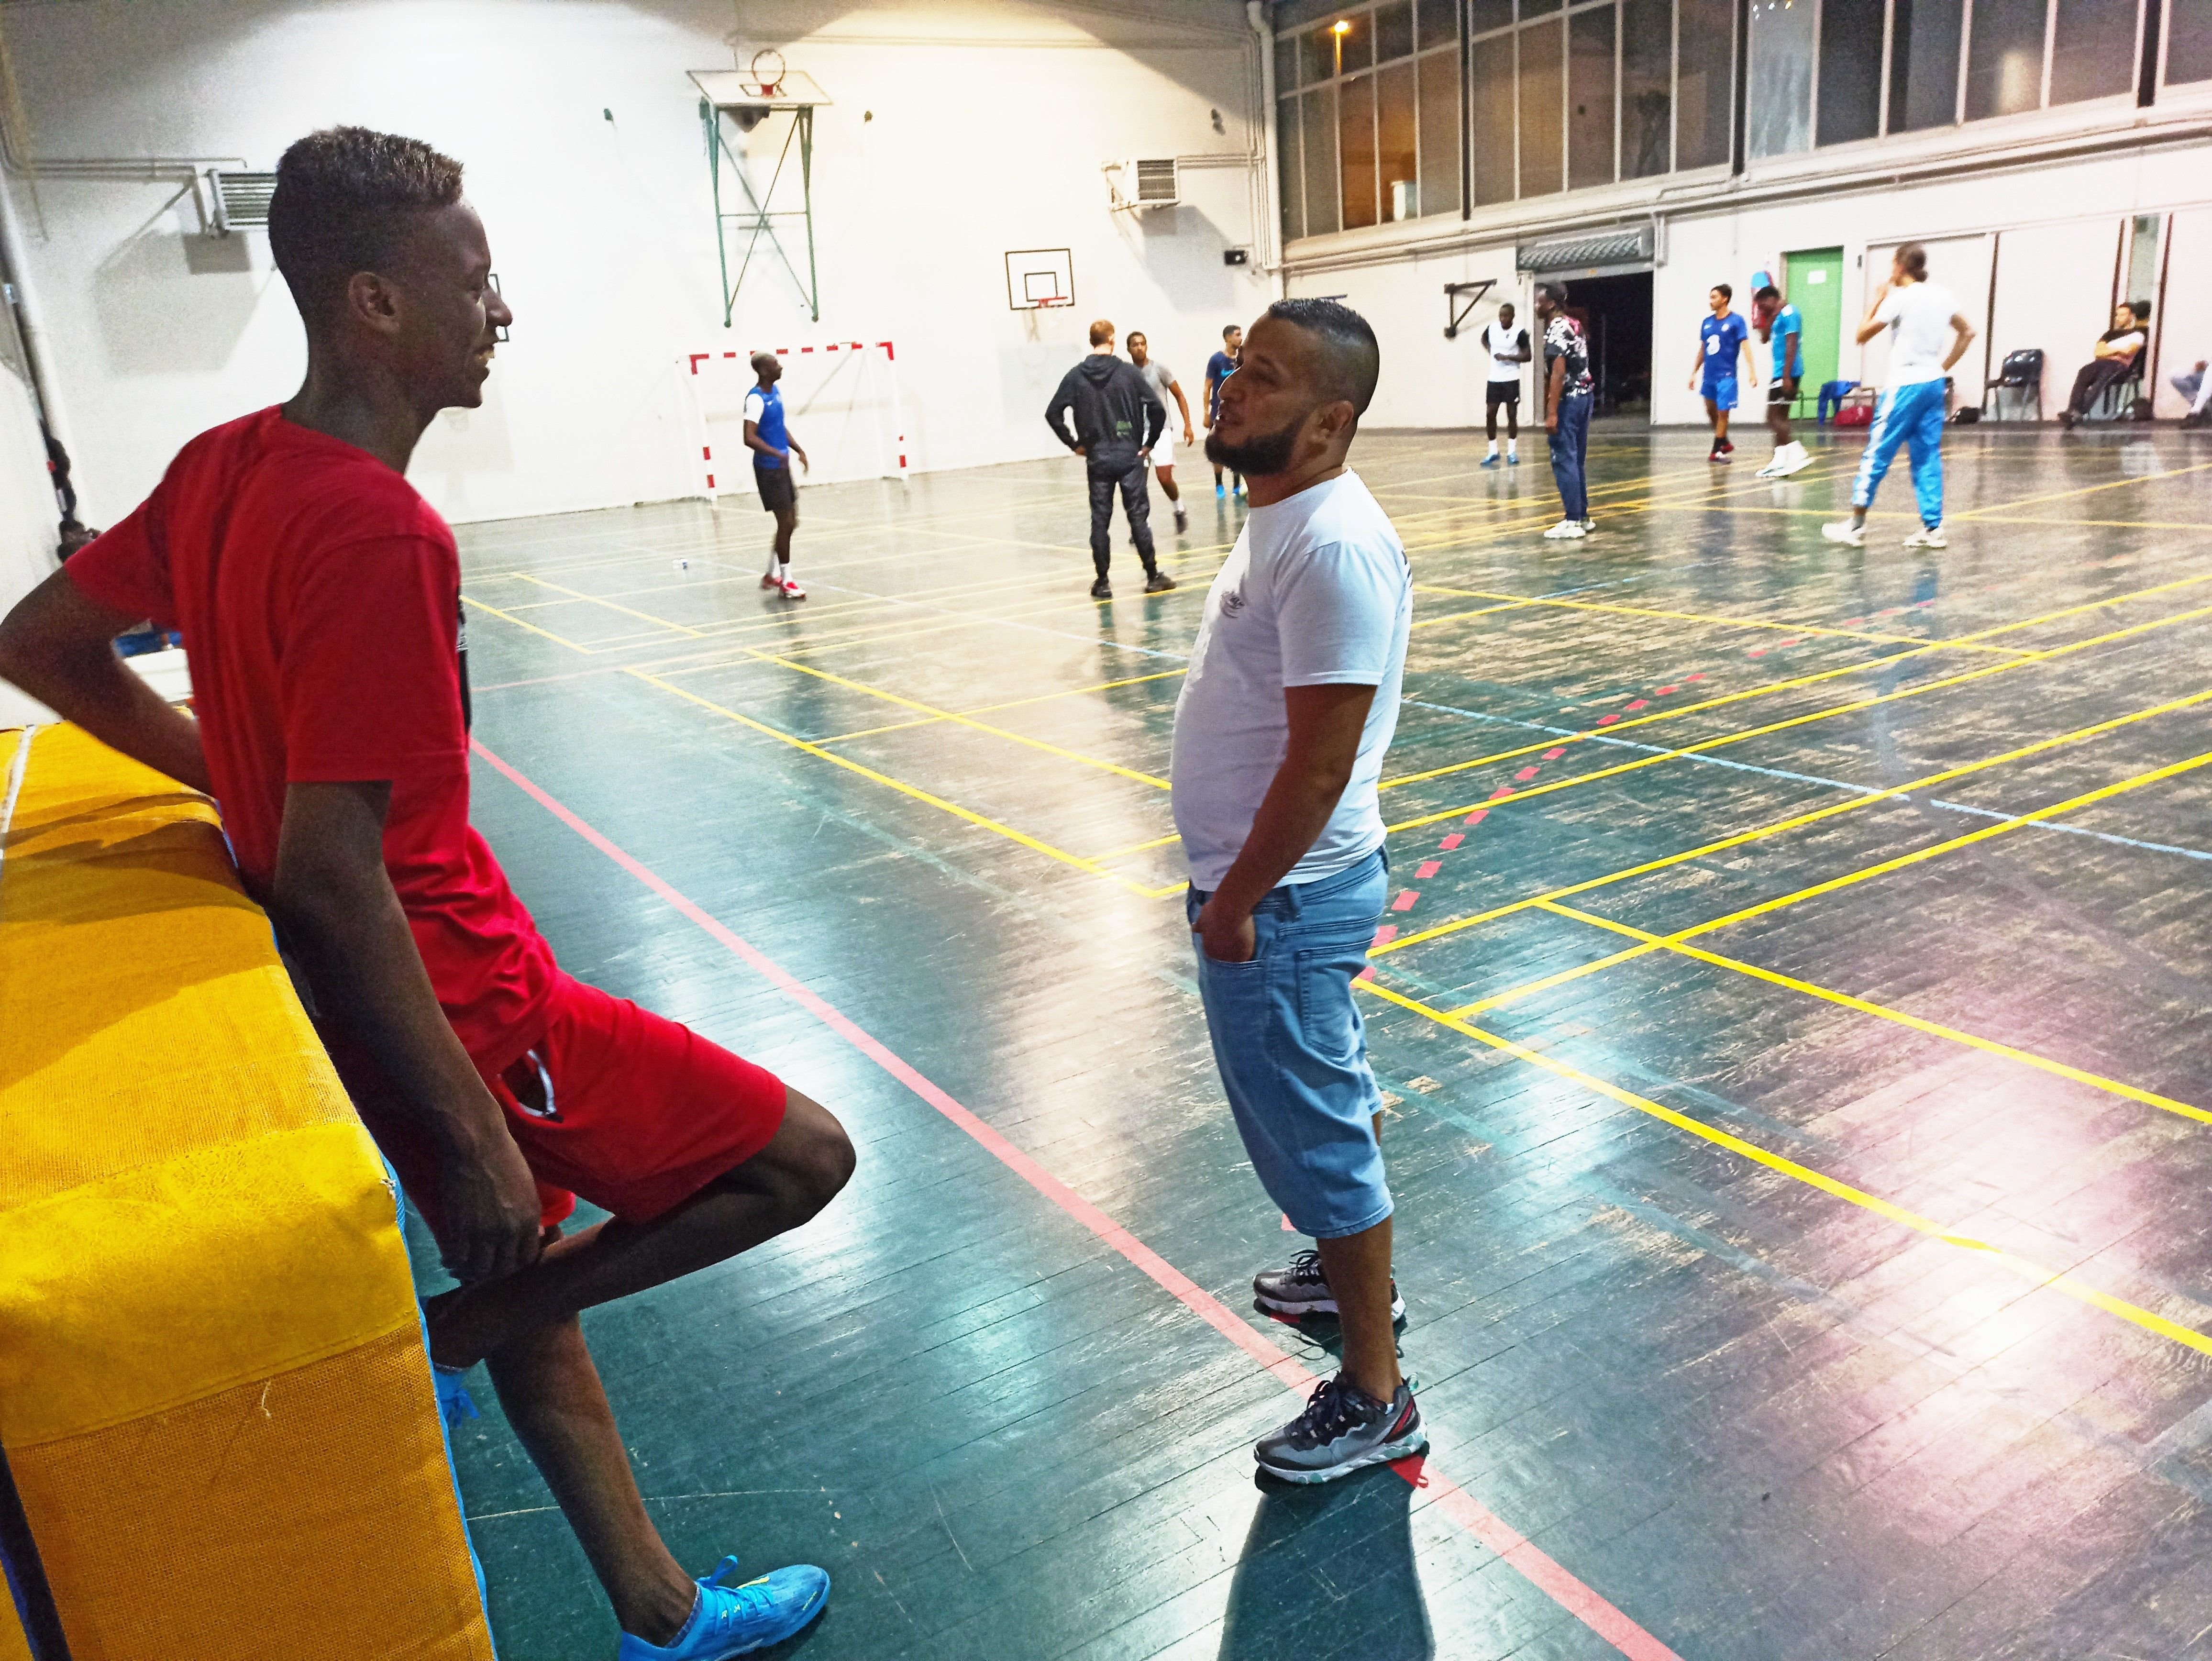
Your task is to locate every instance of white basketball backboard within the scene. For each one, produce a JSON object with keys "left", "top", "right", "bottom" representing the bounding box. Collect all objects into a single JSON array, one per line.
[
  {"left": 688, "top": 69, "right": 832, "bottom": 111},
  {"left": 1006, "top": 248, "right": 1074, "bottom": 311}
]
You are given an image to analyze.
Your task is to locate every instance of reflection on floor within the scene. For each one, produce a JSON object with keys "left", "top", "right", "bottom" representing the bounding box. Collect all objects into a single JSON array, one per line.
[{"left": 428, "top": 421, "right": 2212, "bottom": 1660}]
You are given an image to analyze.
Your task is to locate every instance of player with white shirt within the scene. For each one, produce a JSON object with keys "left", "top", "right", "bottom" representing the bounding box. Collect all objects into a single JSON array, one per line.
[
  {"left": 1823, "top": 244, "right": 1975, "bottom": 551},
  {"left": 1177, "top": 298, "right": 1425, "bottom": 1487},
  {"left": 1479, "top": 303, "right": 1531, "bottom": 466}
]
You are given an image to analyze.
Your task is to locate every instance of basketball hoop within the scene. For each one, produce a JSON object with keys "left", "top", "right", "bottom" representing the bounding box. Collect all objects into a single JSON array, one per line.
[{"left": 750, "top": 47, "right": 785, "bottom": 98}]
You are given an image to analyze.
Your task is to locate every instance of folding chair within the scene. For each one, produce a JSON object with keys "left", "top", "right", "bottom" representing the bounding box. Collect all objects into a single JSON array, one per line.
[{"left": 1980, "top": 348, "right": 2043, "bottom": 422}]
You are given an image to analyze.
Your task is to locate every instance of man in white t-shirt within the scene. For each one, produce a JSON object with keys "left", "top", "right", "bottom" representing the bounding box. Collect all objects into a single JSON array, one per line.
[
  {"left": 2058, "top": 301, "right": 2150, "bottom": 427},
  {"left": 1128, "top": 331, "right": 1195, "bottom": 534},
  {"left": 1823, "top": 243, "right": 1975, "bottom": 550},
  {"left": 1174, "top": 298, "right": 1424, "bottom": 1485},
  {"left": 1480, "top": 302, "right": 1531, "bottom": 466}
]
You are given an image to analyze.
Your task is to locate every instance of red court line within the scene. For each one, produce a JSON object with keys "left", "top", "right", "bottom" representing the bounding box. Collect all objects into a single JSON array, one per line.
[{"left": 471, "top": 737, "right": 1683, "bottom": 1661}]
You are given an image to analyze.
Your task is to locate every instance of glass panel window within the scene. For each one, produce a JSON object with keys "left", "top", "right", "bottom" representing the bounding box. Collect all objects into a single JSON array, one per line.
[
  {"left": 1378, "top": 0, "right": 1418, "bottom": 59},
  {"left": 1817, "top": 0, "right": 1884, "bottom": 141},
  {"left": 1470, "top": 0, "right": 1514, "bottom": 28},
  {"left": 1304, "top": 84, "right": 1341, "bottom": 233},
  {"left": 1889, "top": 0, "right": 1964, "bottom": 125},
  {"left": 1277, "top": 33, "right": 1303, "bottom": 93},
  {"left": 2048, "top": 0, "right": 2138, "bottom": 101},
  {"left": 1279, "top": 95, "right": 1305, "bottom": 240},
  {"left": 1966, "top": 0, "right": 2048, "bottom": 117},
  {"left": 1518, "top": 16, "right": 1565, "bottom": 196},
  {"left": 1340, "top": 11, "right": 1379, "bottom": 70},
  {"left": 1471, "top": 31, "right": 1518, "bottom": 201},
  {"left": 1417, "top": 46, "right": 1462, "bottom": 215},
  {"left": 2171, "top": 0, "right": 2212, "bottom": 81},
  {"left": 1568, "top": 5, "right": 1618, "bottom": 189},
  {"left": 1523, "top": 0, "right": 1563, "bottom": 17},
  {"left": 1747, "top": 0, "right": 1815, "bottom": 157},
  {"left": 1418, "top": 0, "right": 1462, "bottom": 45},
  {"left": 1341, "top": 71, "right": 1380, "bottom": 227},
  {"left": 1677, "top": 0, "right": 1736, "bottom": 166},
  {"left": 1378, "top": 60, "right": 1420, "bottom": 217},
  {"left": 1622, "top": 0, "right": 1672, "bottom": 175}
]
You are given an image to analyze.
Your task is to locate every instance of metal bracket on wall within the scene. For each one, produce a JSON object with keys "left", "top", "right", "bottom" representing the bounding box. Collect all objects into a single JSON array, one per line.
[{"left": 1443, "top": 279, "right": 1497, "bottom": 340}]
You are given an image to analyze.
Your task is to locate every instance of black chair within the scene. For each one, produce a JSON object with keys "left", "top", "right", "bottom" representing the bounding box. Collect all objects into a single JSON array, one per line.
[
  {"left": 2090, "top": 364, "right": 2145, "bottom": 421},
  {"left": 1981, "top": 348, "right": 2044, "bottom": 422}
]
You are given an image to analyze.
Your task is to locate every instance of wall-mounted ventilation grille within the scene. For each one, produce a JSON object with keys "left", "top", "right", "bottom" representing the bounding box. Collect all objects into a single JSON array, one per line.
[
  {"left": 1133, "top": 158, "right": 1180, "bottom": 206},
  {"left": 209, "top": 170, "right": 277, "bottom": 233}
]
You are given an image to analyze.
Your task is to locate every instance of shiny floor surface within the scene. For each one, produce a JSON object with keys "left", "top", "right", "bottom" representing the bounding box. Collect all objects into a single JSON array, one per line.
[{"left": 428, "top": 422, "right": 2212, "bottom": 1661}]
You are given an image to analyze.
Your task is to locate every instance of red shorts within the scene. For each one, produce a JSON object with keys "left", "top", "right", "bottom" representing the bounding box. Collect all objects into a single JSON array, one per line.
[{"left": 327, "top": 973, "right": 787, "bottom": 1233}]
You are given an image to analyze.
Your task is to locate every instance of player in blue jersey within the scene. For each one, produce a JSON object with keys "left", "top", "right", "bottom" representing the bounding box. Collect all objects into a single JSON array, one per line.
[
  {"left": 1688, "top": 284, "right": 1757, "bottom": 462},
  {"left": 1752, "top": 283, "right": 1811, "bottom": 477},
  {"left": 744, "top": 352, "right": 809, "bottom": 600}
]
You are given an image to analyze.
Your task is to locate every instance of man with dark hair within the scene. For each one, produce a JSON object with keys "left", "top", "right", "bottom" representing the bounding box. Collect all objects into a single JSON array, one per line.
[
  {"left": 1177, "top": 298, "right": 1423, "bottom": 1484},
  {"left": 1046, "top": 317, "right": 1172, "bottom": 598},
  {"left": 0, "top": 126, "right": 850, "bottom": 1661},
  {"left": 1205, "top": 323, "right": 1246, "bottom": 499},
  {"left": 1690, "top": 281, "right": 1757, "bottom": 462},
  {"left": 1752, "top": 282, "right": 1810, "bottom": 477},
  {"left": 1127, "top": 330, "right": 1194, "bottom": 534},
  {"left": 1479, "top": 302, "right": 1531, "bottom": 467},
  {"left": 2058, "top": 300, "right": 2151, "bottom": 428},
  {"left": 1824, "top": 242, "right": 1975, "bottom": 550},
  {"left": 743, "top": 350, "right": 808, "bottom": 599},
  {"left": 1534, "top": 281, "right": 1595, "bottom": 539}
]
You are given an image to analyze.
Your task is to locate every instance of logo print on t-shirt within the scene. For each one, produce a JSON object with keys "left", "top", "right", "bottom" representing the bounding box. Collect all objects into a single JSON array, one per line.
[{"left": 1219, "top": 588, "right": 1246, "bottom": 618}]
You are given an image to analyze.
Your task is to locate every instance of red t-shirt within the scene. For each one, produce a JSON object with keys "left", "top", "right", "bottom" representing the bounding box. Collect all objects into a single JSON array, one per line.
[{"left": 68, "top": 406, "right": 558, "bottom": 1069}]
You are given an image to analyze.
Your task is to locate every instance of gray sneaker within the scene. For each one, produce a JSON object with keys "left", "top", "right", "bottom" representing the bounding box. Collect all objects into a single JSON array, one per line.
[
  {"left": 1253, "top": 1249, "right": 1405, "bottom": 1322},
  {"left": 1256, "top": 1374, "right": 1426, "bottom": 1484}
]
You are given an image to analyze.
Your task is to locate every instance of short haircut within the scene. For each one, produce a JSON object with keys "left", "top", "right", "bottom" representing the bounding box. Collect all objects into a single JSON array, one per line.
[
  {"left": 1896, "top": 242, "right": 1928, "bottom": 280},
  {"left": 1263, "top": 297, "right": 1380, "bottom": 416},
  {"left": 1127, "top": 331, "right": 1146, "bottom": 345},
  {"left": 1497, "top": 301, "right": 1515, "bottom": 313},
  {"left": 1223, "top": 323, "right": 1241, "bottom": 338},
  {"left": 1534, "top": 280, "right": 1570, "bottom": 306},
  {"left": 268, "top": 126, "right": 465, "bottom": 327},
  {"left": 1089, "top": 318, "right": 1115, "bottom": 346},
  {"left": 1712, "top": 282, "right": 1733, "bottom": 301},
  {"left": 750, "top": 351, "right": 779, "bottom": 373},
  {"left": 2131, "top": 299, "right": 2152, "bottom": 321},
  {"left": 1754, "top": 284, "right": 1781, "bottom": 303}
]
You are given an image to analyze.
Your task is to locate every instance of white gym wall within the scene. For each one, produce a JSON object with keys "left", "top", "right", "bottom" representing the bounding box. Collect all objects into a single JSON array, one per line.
[{"left": 0, "top": 0, "right": 1277, "bottom": 528}]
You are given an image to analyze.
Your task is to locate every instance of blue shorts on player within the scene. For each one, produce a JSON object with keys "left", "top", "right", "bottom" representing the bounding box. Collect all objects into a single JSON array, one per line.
[{"left": 1702, "top": 376, "right": 1738, "bottom": 412}]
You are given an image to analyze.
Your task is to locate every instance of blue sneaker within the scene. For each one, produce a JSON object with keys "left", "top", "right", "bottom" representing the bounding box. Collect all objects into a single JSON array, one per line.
[
  {"left": 1215, "top": 482, "right": 1226, "bottom": 498},
  {"left": 431, "top": 1362, "right": 478, "bottom": 1426},
  {"left": 1507, "top": 451, "right": 1520, "bottom": 465},
  {"left": 1480, "top": 452, "right": 1500, "bottom": 467},
  {"left": 616, "top": 1558, "right": 830, "bottom": 1660}
]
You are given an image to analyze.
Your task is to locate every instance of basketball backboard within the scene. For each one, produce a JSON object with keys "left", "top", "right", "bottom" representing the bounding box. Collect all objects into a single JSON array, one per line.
[
  {"left": 1006, "top": 248, "right": 1074, "bottom": 311},
  {"left": 688, "top": 68, "right": 832, "bottom": 111}
]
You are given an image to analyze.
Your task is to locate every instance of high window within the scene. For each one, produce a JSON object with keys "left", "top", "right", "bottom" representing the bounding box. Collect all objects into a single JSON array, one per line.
[{"left": 1277, "top": 1, "right": 1462, "bottom": 239}]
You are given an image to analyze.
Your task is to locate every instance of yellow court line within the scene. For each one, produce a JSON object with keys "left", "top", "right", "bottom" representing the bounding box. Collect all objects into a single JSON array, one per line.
[
  {"left": 1373, "top": 684, "right": 2212, "bottom": 957},
  {"left": 1440, "top": 745, "right": 2212, "bottom": 1016},
  {"left": 462, "top": 593, "right": 598, "bottom": 653},
  {"left": 626, "top": 669, "right": 1160, "bottom": 896},
  {"left": 687, "top": 647, "right": 1172, "bottom": 789},
  {"left": 1379, "top": 598, "right": 2212, "bottom": 827},
  {"left": 1955, "top": 458, "right": 2212, "bottom": 519},
  {"left": 1356, "top": 977, "right": 2212, "bottom": 1360},
  {"left": 508, "top": 573, "right": 707, "bottom": 638},
  {"left": 1533, "top": 899, "right": 2212, "bottom": 1124},
  {"left": 1410, "top": 585, "right": 2036, "bottom": 657},
  {"left": 816, "top": 667, "right": 1188, "bottom": 745}
]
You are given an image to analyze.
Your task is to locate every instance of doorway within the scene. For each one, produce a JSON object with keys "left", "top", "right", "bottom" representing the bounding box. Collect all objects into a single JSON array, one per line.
[
  {"left": 1782, "top": 246, "right": 1845, "bottom": 415},
  {"left": 1563, "top": 271, "right": 1654, "bottom": 417}
]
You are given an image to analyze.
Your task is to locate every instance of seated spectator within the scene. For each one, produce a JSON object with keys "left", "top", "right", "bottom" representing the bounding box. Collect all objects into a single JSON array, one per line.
[
  {"left": 2174, "top": 357, "right": 2212, "bottom": 429},
  {"left": 2058, "top": 301, "right": 2149, "bottom": 427}
]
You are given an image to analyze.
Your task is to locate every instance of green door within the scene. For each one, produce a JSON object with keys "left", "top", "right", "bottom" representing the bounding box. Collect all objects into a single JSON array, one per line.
[{"left": 1783, "top": 247, "right": 1845, "bottom": 415}]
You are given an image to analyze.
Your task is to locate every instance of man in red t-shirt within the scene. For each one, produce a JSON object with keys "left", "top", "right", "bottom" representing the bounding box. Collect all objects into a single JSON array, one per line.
[{"left": 0, "top": 128, "right": 849, "bottom": 1661}]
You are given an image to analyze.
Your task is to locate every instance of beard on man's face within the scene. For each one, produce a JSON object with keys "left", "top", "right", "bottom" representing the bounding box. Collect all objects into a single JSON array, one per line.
[{"left": 1204, "top": 413, "right": 1302, "bottom": 477}]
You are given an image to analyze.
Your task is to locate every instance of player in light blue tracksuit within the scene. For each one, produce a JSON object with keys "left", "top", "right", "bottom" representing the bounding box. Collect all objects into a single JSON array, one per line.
[{"left": 1824, "top": 242, "right": 1977, "bottom": 550}]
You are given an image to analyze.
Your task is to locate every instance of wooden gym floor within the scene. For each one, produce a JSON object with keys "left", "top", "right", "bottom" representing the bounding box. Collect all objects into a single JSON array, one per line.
[{"left": 418, "top": 419, "right": 2212, "bottom": 1660}]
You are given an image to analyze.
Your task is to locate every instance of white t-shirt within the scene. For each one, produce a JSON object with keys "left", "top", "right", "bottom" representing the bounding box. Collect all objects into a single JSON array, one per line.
[
  {"left": 1170, "top": 470, "right": 1411, "bottom": 891},
  {"left": 1482, "top": 321, "right": 1529, "bottom": 384},
  {"left": 1875, "top": 282, "right": 1960, "bottom": 387}
]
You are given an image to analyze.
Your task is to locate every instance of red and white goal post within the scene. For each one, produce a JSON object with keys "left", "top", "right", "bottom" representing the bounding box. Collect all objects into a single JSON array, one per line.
[{"left": 678, "top": 339, "right": 909, "bottom": 504}]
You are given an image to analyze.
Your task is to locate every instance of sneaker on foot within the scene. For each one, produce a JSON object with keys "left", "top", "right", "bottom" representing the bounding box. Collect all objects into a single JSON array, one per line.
[
  {"left": 1216, "top": 482, "right": 1227, "bottom": 498},
  {"left": 1253, "top": 1249, "right": 1405, "bottom": 1322},
  {"left": 1755, "top": 451, "right": 1786, "bottom": 478},
  {"left": 1708, "top": 447, "right": 1730, "bottom": 463},
  {"left": 1506, "top": 450, "right": 1520, "bottom": 465},
  {"left": 615, "top": 1557, "right": 830, "bottom": 1661},
  {"left": 1480, "top": 452, "right": 1500, "bottom": 468},
  {"left": 1255, "top": 1375, "right": 1427, "bottom": 1485},
  {"left": 778, "top": 578, "right": 806, "bottom": 600},
  {"left": 758, "top": 572, "right": 780, "bottom": 590},
  {"left": 1234, "top": 482, "right": 1247, "bottom": 499},
  {"left": 1089, "top": 576, "right": 1112, "bottom": 599},
  {"left": 1775, "top": 442, "right": 1815, "bottom": 476},
  {"left": 1580, "top": 518, "right": 1595, "bottom": 532},
  {"left": 431, "top": 1362, "right": 478, "bottom": 1427},
  {"left": 1144, "top": 569, "right": 1177, "bottom": 594},
  {"left": 1542, "top": 519, "right": 1587, "bottom": 539},
  {"left": 1902, "top": 524, "right": 1947, "bottom": 549},
  {"left": 1821, "top": 520, "right": 1866, "bottom": 548},
  {"left": 1719, "top": 438, "right": 1735, "bottom": 454}
]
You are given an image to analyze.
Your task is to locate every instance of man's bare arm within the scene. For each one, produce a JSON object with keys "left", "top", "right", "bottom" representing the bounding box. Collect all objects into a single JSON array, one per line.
[
  {"left": 1194, "top": 682, "right": 1377, "bottom": 963},
  {"left": 0, "top": 568, "right": 211, "bottom": 792},
  {"left": 273, "top": 779, "right": 542, "bottom": 1283},
  {"left": 1944, "top": 314, "right": 1977, "bottom": 373}
]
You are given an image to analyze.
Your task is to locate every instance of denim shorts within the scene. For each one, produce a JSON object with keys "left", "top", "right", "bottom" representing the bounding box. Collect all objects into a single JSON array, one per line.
[{"left": 1187, "top": 848, "right": 1391, "bottom": 1240}]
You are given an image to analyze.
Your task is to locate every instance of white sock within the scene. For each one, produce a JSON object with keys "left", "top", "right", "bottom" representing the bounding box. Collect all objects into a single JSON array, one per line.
[
  {"left": 777, "top": 559, "right": 791, "bottom": 585},
  {"left": 1507, "top": 438, "right": 1517, "bottom": 455},
  {"left": 1486, "top": 440, "right": 1498, "bottom": 456}
]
